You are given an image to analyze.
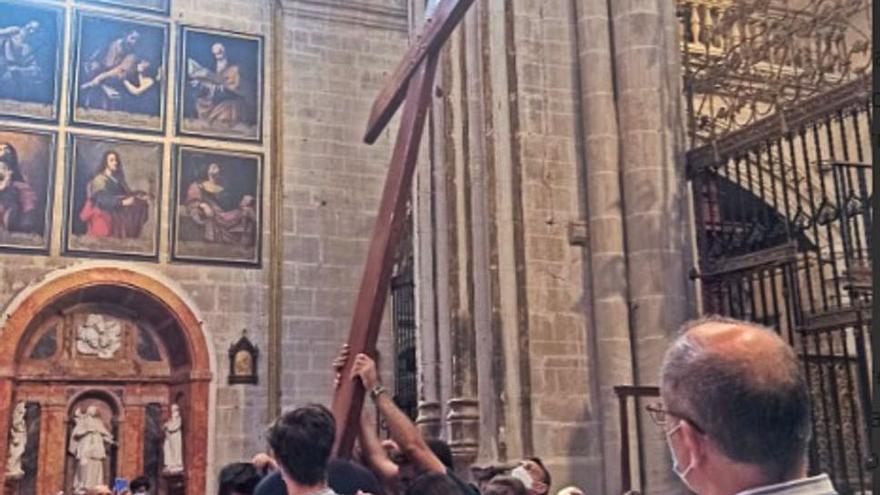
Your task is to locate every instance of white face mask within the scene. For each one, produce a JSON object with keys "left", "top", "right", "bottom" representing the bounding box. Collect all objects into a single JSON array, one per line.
[
  {"left": 666, "top": 422, "right": 695, "bottom": 490},
  {"left": 511, "top": 465, "right": 534, "bottom": 490}
]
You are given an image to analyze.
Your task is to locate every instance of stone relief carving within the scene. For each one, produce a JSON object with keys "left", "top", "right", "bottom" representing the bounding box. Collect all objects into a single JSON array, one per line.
[
  {"left": 162, "top": 404, "right": 183, "bottom": 474},
  {"left": 5, "top": 401, "right": 27, "bottom": 479},
  {"left": 76, "top": 314, "right": 123, "bottom": 359}
]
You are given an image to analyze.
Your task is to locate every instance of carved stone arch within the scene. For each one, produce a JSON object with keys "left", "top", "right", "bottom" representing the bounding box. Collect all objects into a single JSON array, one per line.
[{"left": 0, "top": 266, "right": 213, "bottom": 495}]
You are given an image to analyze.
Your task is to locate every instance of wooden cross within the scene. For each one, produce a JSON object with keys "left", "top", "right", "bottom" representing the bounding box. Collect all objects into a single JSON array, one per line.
[{"left": 331, "top": 0, "right": 475, "bottom": 456}]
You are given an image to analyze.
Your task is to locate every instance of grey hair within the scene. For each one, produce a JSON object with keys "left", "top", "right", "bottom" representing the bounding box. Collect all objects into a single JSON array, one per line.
[{"left": 660, "top": 315, "right": 812, "bottom": 482}]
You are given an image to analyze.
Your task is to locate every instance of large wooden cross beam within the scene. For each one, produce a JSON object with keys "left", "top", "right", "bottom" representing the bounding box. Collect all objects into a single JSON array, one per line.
[{"left": 331, "top": 0, "right": 475, "bottom": 457}]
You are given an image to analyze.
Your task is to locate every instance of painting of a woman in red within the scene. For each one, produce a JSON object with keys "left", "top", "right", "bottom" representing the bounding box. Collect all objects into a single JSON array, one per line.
[{"left": 78, "top": 150, "right": 149, "bottom": 238}]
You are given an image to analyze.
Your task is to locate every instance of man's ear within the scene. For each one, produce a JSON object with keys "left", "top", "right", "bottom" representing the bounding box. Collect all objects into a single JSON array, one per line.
[{"left": 679, "top": 421, "right": 706, "bottom": 467}]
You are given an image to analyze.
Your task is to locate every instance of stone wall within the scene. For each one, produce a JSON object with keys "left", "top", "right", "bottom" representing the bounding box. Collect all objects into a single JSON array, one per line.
[
  {"left": 277, "top": 0, "right": 408, "bottom": 408},
  {"left": 0, "top": 0, "right": 409, "bottom": 489}
]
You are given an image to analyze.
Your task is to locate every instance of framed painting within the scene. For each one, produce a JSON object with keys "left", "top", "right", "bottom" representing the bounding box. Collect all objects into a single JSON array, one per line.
[
  {"left": 177, "top": 26, "right": 263, "bottom": 143},
  {"left": 0, "top": 1, "right": 64, "bottom": 122},
  {"left": 0, "top": 127, "right": 56, "bottom": 253},
  {"left": 64, "top": 134, "right": 162, "bottom": 260},
  {"left": 171, "top": 146, "right": 262, "bottom": 266},
  {"left": 69, "top": 10, "right": 169, "bottom": 133},
  {"left": 77, "top": 0, "right": 171, "bottom": 16}
]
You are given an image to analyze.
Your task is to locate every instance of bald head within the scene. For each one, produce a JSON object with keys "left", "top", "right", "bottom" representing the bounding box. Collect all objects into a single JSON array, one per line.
[
  {"left": 661, "top": 316, "right": 811, "bottom": 483},
  {"left": 686, "top": 319, "right": 797, "bottom": 388}
]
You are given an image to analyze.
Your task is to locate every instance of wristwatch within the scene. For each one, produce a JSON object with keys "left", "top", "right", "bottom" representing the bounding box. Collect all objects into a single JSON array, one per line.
[{"left": 369, "top": 384, "right": 387, "bottom": 400}]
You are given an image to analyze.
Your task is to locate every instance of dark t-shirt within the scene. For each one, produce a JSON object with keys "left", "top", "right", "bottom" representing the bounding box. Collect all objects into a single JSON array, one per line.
[
  {"left": 254, "top": 459, "right": 385, "bottom": 495},
  {"left": 447, "top": 467, "right": 480, "bottom": 495}
]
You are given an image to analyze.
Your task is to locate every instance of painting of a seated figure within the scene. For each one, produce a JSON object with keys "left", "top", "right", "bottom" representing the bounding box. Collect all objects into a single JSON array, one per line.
[
  {"left": 70, "top": 11, "right": 168, "bottom": 133},
  {"left": 172, "top": 146, "right": 262, "bottom": 266},
  {"left": 0, "top": 127, "right": 55, "bottom": 253},
  {"left": 0, "top": 1, "right": 63, "bottom": 121},
  {"left": 65, "top": 135, "right": 162, "bottom": 259}
]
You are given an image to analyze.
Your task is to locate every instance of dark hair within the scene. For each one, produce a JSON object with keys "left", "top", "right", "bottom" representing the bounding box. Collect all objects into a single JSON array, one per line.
[
  {"left": 0, "top": 142, "right": 23, "bottom": 182},
  {"left": 484, "top": 475, "right": 527, "bottom": 495},
  {"left": 130, "top": 476, "right": 151, "bottom": 492},
  {"left": 528, "top": 457, "right": 551, "bottom": 488},
  {"left": 404, "top": 473, "right": 465, "bottom": 495},
  {"left": 97, "top": 150, "right": 128, "bottom": 184},
  {"left": 427, "top": 439, "right": 454, "bottom": 469},
  {"left": 660, "top": 315, "right": 812, "bottom": 481},
  {"left": 327, "top": 458, "right": 384, "bottom": 495},
  {"left": 218, "top": 462, "right": 262, "bottom": 495},
  {"left": 266, "top": 404, "right": 336, "bottom": 486}
]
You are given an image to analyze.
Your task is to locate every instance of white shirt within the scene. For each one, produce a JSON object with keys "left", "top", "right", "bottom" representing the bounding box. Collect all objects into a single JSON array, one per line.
[{"left": 736, "top": 474, "right": 837, "bottom": 495}]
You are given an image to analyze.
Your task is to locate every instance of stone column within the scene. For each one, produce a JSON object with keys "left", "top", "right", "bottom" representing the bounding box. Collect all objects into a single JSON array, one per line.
[
  {"left": 0, "top": 377, "right": 13, "bottom": 486},
  {"left": 412, "top": 0, "right": 444, "bottom": 441},
  {"left": 443, "top": 17, "right": 480, "bottom": 469},
  {"left": 609, "top": 0, "right": 691, "bottom": 492},
  {"left": 36, "top": 402, "right": 66, "bottom": 495},
  {"left": 120, "top": 404, "right": 145, "bottom": 479},
  {"left": 573, "top": 1, "right": 635, "bottom": 493}
]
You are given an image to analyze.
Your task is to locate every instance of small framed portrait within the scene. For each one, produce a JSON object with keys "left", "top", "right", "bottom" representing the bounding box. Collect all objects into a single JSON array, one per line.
[
  {"left": 228, "top": 331, "right": 258, "bottom": 385},
  {"left": 171, "top": 146, "right": 262, "bottom": 267},
  {"left": 77, "top": 0, "right": 171, "bottom": 16},
  {"left": 0, "top": 1, "right": 64, "bottom": 121},
  {"left": 69, "top": 10, "right": 169, "bottom": 133},
  {"left": 177, "top": 26, "right": 263, "bottom": 142},
  {"left": 0, "top": 127, "right": 57, "bottom": 253},
  {"left": 64, "top": 134, "right": 163, "bottom": 260}
]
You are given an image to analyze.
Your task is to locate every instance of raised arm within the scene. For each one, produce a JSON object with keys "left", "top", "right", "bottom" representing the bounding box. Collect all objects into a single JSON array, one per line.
[{"left": 350, "top": 353, "right": 445, "bottom": 474}]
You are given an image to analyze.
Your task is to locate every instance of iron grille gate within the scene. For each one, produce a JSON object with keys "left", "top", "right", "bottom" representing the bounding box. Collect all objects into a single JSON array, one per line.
[
  {"left": 391, "top": 257, "right": 418, "bottom": 421},
  {"left": 687, "top": 78, "right": 873, "bottom": 494}
]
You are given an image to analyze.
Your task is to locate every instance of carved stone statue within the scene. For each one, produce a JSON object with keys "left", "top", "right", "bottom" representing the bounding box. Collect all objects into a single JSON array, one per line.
[
  {"left": 5, "top": 401, "right": 26, "bottom": 479},
  {"left": 68, "top": 406, "right": 114, "bottom": 491},
  {"left": 162, "top": 404, "right": 183, "bottom": 474},
  {"left": 76, "top": 314, "right": 123, "bottom": 359}
]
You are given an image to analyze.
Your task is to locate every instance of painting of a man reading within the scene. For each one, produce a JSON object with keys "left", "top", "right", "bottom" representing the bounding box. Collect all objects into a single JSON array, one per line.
[{"left": 178, "top": 27, "right": 262, "bottom": 142}]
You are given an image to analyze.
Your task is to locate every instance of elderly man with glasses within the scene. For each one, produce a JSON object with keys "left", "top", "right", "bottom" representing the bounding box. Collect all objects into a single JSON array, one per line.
[{"left": 649, "top": 316, "right": 837, "bottom": 495}]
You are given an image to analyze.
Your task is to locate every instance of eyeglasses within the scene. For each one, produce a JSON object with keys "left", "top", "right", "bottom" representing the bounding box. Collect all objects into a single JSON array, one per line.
[{"left": 645, "top": 402, "right": 705, "bottom": 435}]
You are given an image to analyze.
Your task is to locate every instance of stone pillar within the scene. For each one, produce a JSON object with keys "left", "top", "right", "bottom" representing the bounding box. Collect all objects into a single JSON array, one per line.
[
  {"left": 36, "top": 403, "right": 66, "bottom": 495},
  {"left": 443, "top": 18, "right": 480, "bottom": 469},
  {"left": 120, "top": 404, "right": 145, "bottom": 479},
  {"left": 412, "top": 0, "right": 444, "bottom": 442},
  {"left": 609, "top": 0, "right": 691, "bottom": 492},
  {"left": 481, "top": 0, "right": 533, "bottom": 462},
  {"left": 573, "top": 1, "right": 635, "bottom": 493},
  {"left": 0, "top": 377, "right": 13, "bottom": 486}
]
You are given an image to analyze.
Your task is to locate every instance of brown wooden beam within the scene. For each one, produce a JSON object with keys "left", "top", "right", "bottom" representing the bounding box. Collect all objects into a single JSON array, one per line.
[
  {"left": 363, "top": 0, "right": 474, "bottom": 144},
  {"left": 332, "top": 52, "right": 440, "bottom": 457}
]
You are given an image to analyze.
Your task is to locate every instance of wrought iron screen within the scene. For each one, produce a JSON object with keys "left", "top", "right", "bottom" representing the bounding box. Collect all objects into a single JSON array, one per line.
[
  {"left": 687, "top": 76, "right": 873, "bottom": 493},
  {"left": 392, "top": 257, "right": 418, "bottom": 421},
  {"left": 678, "top": 0, "right": 872, "bottom": 145}
]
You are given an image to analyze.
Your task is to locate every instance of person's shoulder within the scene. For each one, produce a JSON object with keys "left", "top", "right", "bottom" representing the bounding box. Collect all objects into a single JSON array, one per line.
[{"left": 253, "top": 470, "right": 285, "bottom": 495}]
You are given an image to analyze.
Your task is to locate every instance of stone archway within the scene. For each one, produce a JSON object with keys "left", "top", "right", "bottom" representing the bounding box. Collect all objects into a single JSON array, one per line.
[{"left": 0, "top": 266, "right": 212, "bottom": 495}]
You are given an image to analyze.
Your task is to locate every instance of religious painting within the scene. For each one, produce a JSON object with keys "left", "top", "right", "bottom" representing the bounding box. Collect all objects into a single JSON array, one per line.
[
  {"left": 77, "top": 0, "right": 171, "bottom": 16},
  {"left": 64, "top": 134, "right": 162, "bottom": 260},
  {"left": 0, "top": 1, "right": 63, "bottom": 121},
  {"left": 228, "top": 331, "right": 258, "bottom": 385},
  {"left": 69, "top": 11, "right": 169, "bottom": 133},
  {"left": 177, "top": 26, "right": 263, "bottom": 142},
  {"left": 171, "top": 146, "right": 262, "bottom": 266},
  {"left": 0, "top": 127, "right": 56, "bottom": 254}
]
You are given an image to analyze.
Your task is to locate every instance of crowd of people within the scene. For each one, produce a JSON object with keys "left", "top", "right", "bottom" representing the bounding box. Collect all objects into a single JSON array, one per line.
[
  {"left": 210, "top": 315, "right": 835, "bottom": 495},
  {"left": 79, "top": 315, "right": 836, "bottom": 495}
]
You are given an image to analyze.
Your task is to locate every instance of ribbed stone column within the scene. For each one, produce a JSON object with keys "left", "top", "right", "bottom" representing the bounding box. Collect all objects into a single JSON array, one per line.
[
  {"left": 609, "top": 0, "right": 691, "bottom": 493},
  {"left": 573, "top": 1, "right": 635, "bottom": 494}
]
